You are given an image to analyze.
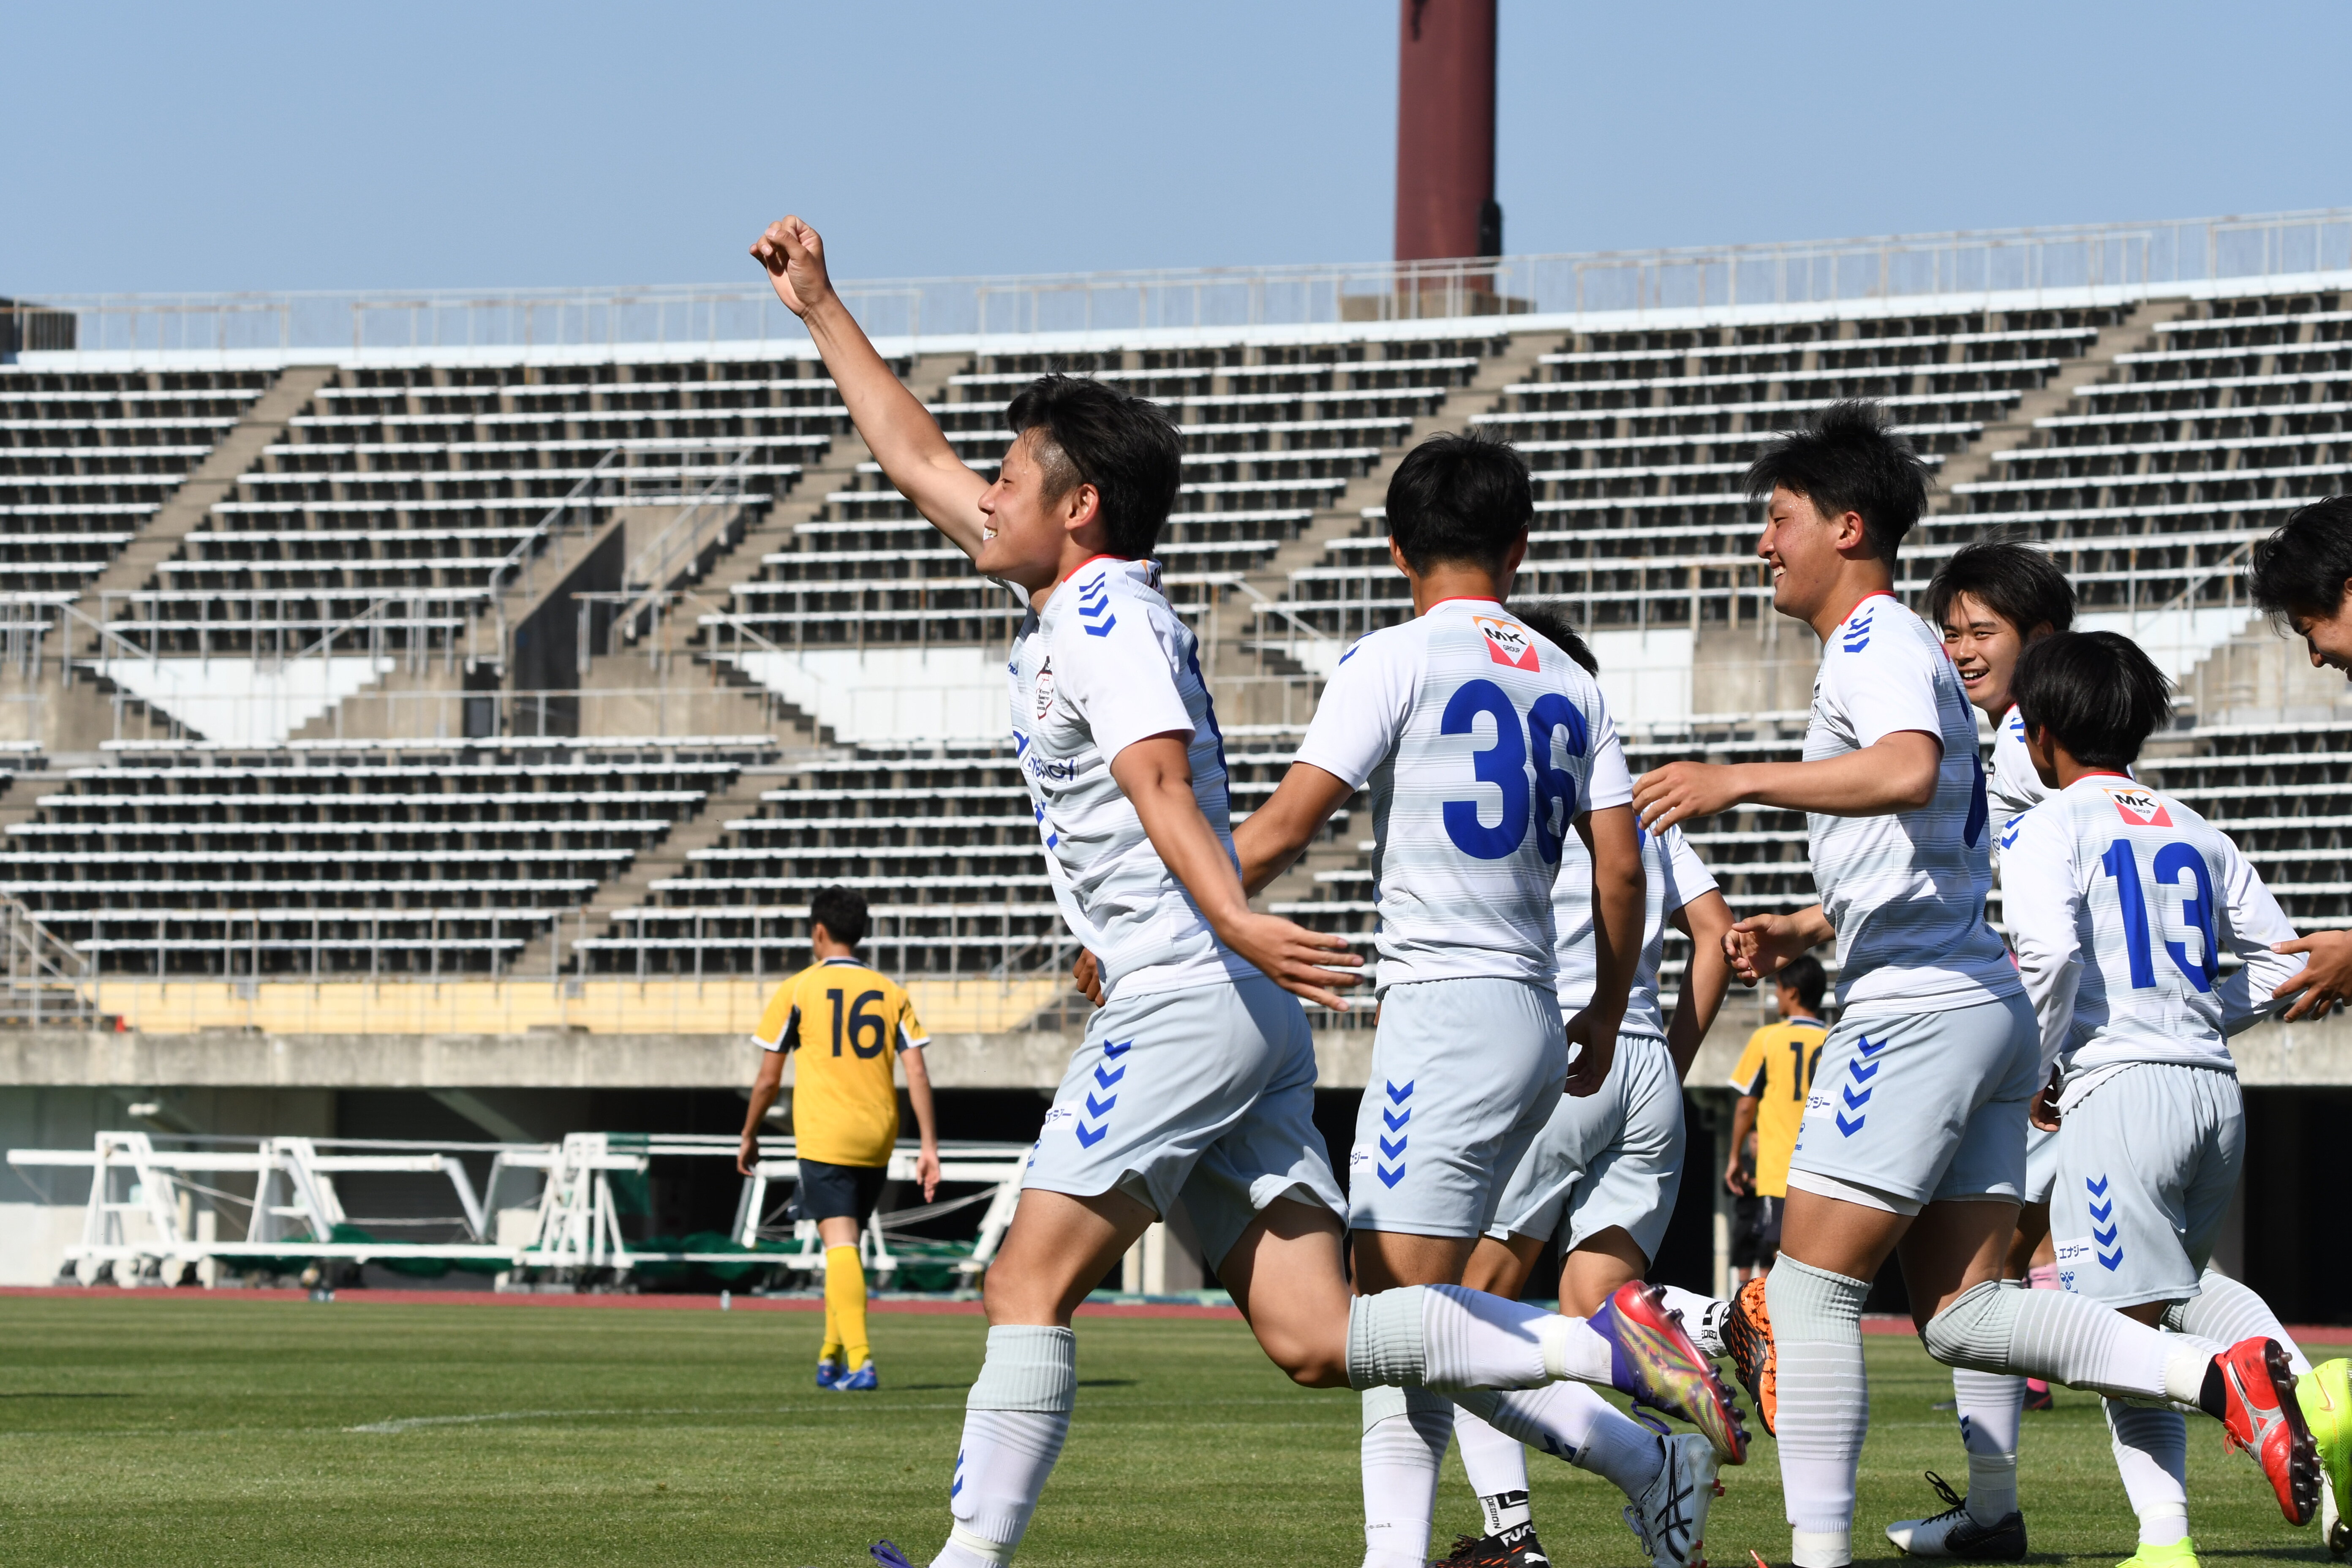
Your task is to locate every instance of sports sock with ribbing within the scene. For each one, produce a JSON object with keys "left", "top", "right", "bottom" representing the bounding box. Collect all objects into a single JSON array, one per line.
[
  {"left": 2105, "top": 1397, "right": 2192, "bottom": 1548},
  {"left": 1769, "top": 1255, "right": 1873, "bottom": 1568},
  {"left": 1361, "top": 1385, "right": 1452, "bottom": 1568},
  {"left": 1346, "top": 1284, "right": 1614, "bottom": 1391},
  {"left": 1455, "top": 1383, "right": 1666, "bottom": 1498},
  {"left": 825, "top": 1244, "right": 869, "bottom": 1367},
  {"left": 2166, "top": 1268, "right": 2310, "bottom": 1376},
  {"left": 932, "top": 1326, "right": 1075, "bottom": 1568},
  {"left": 1951, "top": 1362, "right": 2026, "bottom": 1523}
]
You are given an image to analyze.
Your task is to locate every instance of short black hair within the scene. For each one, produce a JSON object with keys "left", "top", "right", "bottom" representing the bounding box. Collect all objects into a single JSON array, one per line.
[
  {"left": 1507, "top": 602, "right": 1598, "bottom": 675},
  {"left": 1927, "top": 541, "right": 2075, "bottom": 639},
  {"left": 1385, "top": 430, "right": 1534, "bottom": 575},
  {"left": 1004, "top": 374, "right": 1183, "bottom": 559},
  {"left": 1778, "top": 953, "right": 1827, "bottom": 1014},
  {"left": 810, "top": 885, "right": 869, "bottom": 949},
  {"left": 2250, "top": 495, "right": 2352, "bottom": 621},
  {"left": 1745, "top": 400, "right": 1932, "bottom": 562},
  {"left": 2011, "top": 631, "right": 2173, "bottom": 773}
]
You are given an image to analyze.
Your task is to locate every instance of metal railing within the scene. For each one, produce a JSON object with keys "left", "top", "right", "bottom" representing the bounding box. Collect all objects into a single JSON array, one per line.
[
  {"left": 0, "top": 893, "right": 95, "bottom": 1028},
  {"left": 16, "top": 207, "right": 2352, "bottom": 357}
]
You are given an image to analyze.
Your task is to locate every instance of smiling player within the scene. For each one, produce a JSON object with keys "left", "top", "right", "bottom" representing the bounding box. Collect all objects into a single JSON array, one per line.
[{"left": 751, "top": 216, "right": 1735, "bottom": 1568}]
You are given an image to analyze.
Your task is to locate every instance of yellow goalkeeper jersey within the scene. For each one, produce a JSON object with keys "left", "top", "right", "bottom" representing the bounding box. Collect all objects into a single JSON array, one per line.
[{"left": 754, "top": 957, "right": 928, "bottom": 1169}]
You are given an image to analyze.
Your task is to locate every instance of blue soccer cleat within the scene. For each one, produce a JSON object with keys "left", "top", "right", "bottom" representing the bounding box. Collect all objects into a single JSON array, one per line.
[
  {"left": 836, "top": 1358, "right": 880, "bottom": 1392},
  {"left": 869, "top": 1542, "right": 917, "bottom": 1568},
  {"left": 1590, "top": 1280, "right": 1750, "bottom": 1465},
  {"left": 816, "top": 1354, "right": 844, "bottom": 1390}
]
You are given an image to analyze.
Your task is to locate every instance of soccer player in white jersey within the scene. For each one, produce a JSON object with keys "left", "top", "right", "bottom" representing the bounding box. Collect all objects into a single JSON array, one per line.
[
  {"left": 1632, "top": 402, "right": 2319, "bottom": 1568},
  {"left": 1999, "top": 629, "right": 2350, "bottom": 1565},
  {"left": 2249, "top": 498, "right": 2352, "bottom": 1025},
  {"left": 751, "top": 217, "right": 1733, "bottom": 1568},
  {"left": 1877, "top": 541, "right": 2080, "bottom": 1557},
  {"left": 1429, "top": 613, "right": 1741, "bottom": 1568},
  {"left": 1237, "top": 435, "right": 1745, "bottom": 1568}
]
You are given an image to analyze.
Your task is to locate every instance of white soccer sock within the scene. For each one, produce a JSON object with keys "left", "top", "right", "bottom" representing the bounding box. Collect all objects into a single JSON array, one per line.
[
  {"left": 1925, "top": 1278, "right": 2200, "bottom": 1404},
  {"left": 1950, "top": 1367, "right": 2025, "bottom": 1524},
  {"left": 2167, "top": 1269, "right": 2311, "bottom": 1376},
  {"left": 1769, "top": 1256, "right": 1873, "bottom": 1568},
  {"left": 1453, "top": 1404, "right": 1532, "bottom": 1532},
  {"left": 2105, "top": 1396, "right": 2191, "bottom": 1547},
  {"left": 1657, "top": 1284, "right": 1728, "bottom": 1358},
  {"left": 1361, "top": 1385, "right": 1451, "bottom": 1568},
  {"left": 1347, "top": 1284, "right": 1613, "bottom": 1391},
  {"left": 935, "top": 1326, "right": 1075, "bottom": 1568},
  {"left": 1454, "top": 1382, "right": 1666, "bottom": 1499}
]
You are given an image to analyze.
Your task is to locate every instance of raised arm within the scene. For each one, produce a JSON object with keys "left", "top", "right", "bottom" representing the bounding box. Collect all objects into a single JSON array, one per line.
[{"left": 751, "top": 216, "right": 990, "bottom": 559}]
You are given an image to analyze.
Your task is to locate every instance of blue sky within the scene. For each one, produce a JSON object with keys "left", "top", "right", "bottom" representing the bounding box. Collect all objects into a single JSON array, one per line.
[{"left": 4, "top": 1, "right": 2346, "bottom": 295}]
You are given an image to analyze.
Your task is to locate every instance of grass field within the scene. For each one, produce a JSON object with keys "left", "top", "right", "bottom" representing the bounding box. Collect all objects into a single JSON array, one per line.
[{"left": 0, "top": 1296, "right": 2340, "bottom": 1567}]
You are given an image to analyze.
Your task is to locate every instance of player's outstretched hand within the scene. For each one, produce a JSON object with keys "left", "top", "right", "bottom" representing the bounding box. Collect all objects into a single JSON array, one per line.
[
  {"left": 2271, "top": 929, "right": 2352, "bottom": 1020},
  {"left": 1632, "top": 760, "right": 1744, "bottom": 834},
  {"left": 735, "top": 1130, "right": 761, "bottom": 1178},
  {"left": 1072, "top": 948, "right": 1105, "bottom": 1008},
  {"left": 1724, "top": 906, "right": 1830, "bottom": 985},
  {"left": 1219, "top": 912, "right": 1364, "bottom": 1013},
  {"left": 1561, "top": 1010, "right": 1617, "bottom": 1096},
  {"left": 749, "top": 216, "right": 835, "bottom": 318}
]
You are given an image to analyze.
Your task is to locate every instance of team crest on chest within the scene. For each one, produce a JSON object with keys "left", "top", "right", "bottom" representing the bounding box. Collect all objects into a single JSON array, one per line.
[
  {"left": 1034, "top": 657, "right": 1056, "bottom": 719},
  {"left": 2104, "top": 785, "right": 2172, "bottom": 828},
  {"left": 1473, "top": 615, "right": 1539, "bottom": 672}
]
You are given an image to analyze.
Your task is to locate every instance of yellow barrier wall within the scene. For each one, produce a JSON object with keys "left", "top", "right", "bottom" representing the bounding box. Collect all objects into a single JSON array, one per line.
[{"left": 82, "top": 977, "right": 1069, "bottom": 1038}]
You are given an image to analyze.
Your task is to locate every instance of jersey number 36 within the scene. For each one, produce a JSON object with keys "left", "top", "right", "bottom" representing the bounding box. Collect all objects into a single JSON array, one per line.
[{"left": 1442, "top": 678, "right": 1589, "bottom": 864}]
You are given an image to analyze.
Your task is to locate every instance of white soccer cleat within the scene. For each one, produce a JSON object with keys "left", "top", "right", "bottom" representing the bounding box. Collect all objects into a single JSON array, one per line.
[{"left": 1623, "top": 1431, "right": 1720, "bottom": 1568}]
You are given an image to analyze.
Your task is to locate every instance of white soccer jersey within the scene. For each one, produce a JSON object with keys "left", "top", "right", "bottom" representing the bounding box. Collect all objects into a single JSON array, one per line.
[
  {"left": 2001, "top": 773, "right": 2304, "bottom": 1081},
  {"left": 1294, "top": 598, "right": 1633, "bottom": 992},
  {"left": 1554, "top": 822, "right": 1719, "bottom": 1040},
  {"left": 1010, "top": 557, "right": 1252, "bottom": 1003},
  {"left": 1805, "top": 593, "right": 2019, "bottom": 1012},
  {"left": 1988, "top": 705, "right": 2050, "bottom": 821}
]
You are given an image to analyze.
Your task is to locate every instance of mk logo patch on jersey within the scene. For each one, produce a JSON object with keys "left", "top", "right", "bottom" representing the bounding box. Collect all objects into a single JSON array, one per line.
[
  {"left": 2104, "top": 785, "right": 2173, "bottom": 828},
  {"left": 1033, "top": 657, "right": 1056, "bottom": 718},
  {"left": 1472, "top": 615, "right": 1539, "bottom": 671}
]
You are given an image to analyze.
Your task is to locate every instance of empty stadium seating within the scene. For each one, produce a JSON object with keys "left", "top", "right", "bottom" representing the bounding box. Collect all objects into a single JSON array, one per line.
[
  {"left": 109, "top": 356, "right": 861, "bottom": 658},
  {"left": 3, "top": 736, "right": 776, "bottom": 975},
  {"left": 709, "top": 332, "right": 1511, "bottom": 648},
  {"left": 1269, "top": 308, "right": 2128, "bottom": 644},
  {"left": 1931, "top": 291, "right": 2347, "bottom": 619},
  {"left": 0, "top": 368, "right": 266, "bottom": 602}
]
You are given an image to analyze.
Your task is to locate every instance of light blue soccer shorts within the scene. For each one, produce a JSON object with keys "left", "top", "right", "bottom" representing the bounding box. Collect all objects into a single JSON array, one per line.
[
  {"left": 1347, "top": 975, "right": 1569, "bottom": 1240},
  {"left": 1487, "top": 1031, "right": 1686, "bottom": 1264},
  {"left": 2023, "top": 1124, "right": 2060, "bottom": 1207},
  {"left": 2050, "top": 1062, "right": 2244, "bottom": 1310},
  {"left": 1024, "top": 972, "right": 1345, "bottom": 1271},
  {"left": 1786, "top": 992, "right": 2040, "bottom": 1214}
]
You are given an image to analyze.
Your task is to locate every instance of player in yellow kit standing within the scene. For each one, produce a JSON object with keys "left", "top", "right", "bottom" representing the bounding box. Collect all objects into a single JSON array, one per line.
[
  {"left": 1725, "top": 953, "right": 1829, "bottom": 1283},
  {"left": 738, "top": 886, "right": 942, "bottom": 1391}
]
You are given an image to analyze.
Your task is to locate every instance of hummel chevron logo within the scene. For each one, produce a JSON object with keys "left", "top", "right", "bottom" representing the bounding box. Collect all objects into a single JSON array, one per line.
[
  {"left": 1848, "top": 1057, "right": 1880, "bottom": 1083},
  {"left": 1101, "top": 1040, "right": 1133, "bottom": 1058},
  {"left": 1376, "top": 1164, "right": 1406, "bottom": 1188},
  {"left": 1082, "top": 614, "right": 1118, "bottom": 637},
  {"left": 1074, "top": 1121, "right": 1108, "bottom": 1149},
  {"left": 1381, "top": 1106, "right": 1409, "bottom": 1131},
  {"left": 2098, "top": 1249, "right": 2125, "bottom": 1271},
  {"left": 2092, "top": 1222, "right": 2120, "bottom": 1248},
  {"left": 1855, "top": 1035, "right": 1888, "bottom": 1056},
  {"left": 1842, "top": 1083, "right": 1872, "bottom": 1111},
  {"left": 2086, "top": 1175, "right": 2108, "bottom": 1196},
  {"left": 1836, "top": 1109, "right": 1866, "bottom": 1137},
  {"left": 1379, "top": 1135, "right": 1407, "bottom": 1161},
  {"left": 2088, "top": 1196, "right": 2113, "bottom": 1224},
  {"left": 1094, "top": 1062, "right": 1125, "bottom": 1089},
  {"left": 1084, "top": 1092, "right": 1117, "bottom": 1119},
  {"left": 1385, "top": 1080, "right": 1414, "bottom": 1103}
]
